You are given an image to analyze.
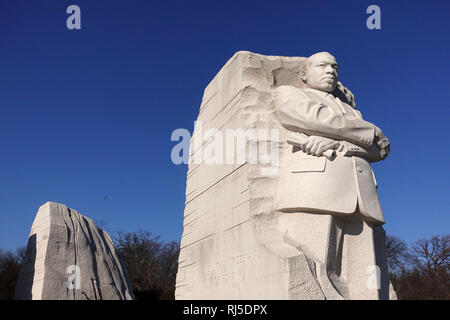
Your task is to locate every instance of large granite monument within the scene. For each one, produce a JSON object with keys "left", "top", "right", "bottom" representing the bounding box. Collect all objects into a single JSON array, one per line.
[
  {"left": 14, "top": 202, "right": 134, "bottom": 300},
  {"left": 176, "top": 51, "right": 396, "bottom": 299}
]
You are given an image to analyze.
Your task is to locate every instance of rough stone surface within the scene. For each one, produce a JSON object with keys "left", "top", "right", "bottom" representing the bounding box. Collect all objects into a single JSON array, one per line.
[
  {"left": 175, "top": 51, "right": 396, "bottom": 299},
  {"left": 14, "top": 202, "right": 134, "bottom": 300}
]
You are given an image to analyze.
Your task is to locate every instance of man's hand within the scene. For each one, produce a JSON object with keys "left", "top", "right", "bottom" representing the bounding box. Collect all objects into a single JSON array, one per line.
[
  {"left": 374, "top": 126, "right": 390, "bottom": 159},
  {"left": 301, "top": 135, "right": 340, "bottom": 157}
]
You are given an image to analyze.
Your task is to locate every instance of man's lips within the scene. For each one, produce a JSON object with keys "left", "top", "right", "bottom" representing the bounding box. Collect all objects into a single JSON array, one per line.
[{"left": 323, "top": 77, "right": 336, "bottom": 82}]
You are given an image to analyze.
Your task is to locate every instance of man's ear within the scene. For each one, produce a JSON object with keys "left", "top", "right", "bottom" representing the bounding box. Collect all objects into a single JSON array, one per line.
[{"left": 300, "top": 69, "right": 307, "bottom": 82}]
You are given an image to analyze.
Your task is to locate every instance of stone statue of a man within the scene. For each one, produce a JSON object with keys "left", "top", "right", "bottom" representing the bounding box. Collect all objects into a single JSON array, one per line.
[{"left": 272, "top": 52, "right": 395, "bottom": 299}]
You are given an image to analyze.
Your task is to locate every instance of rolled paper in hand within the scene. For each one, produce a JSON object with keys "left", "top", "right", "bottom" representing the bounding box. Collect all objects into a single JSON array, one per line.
[{"left": 286, "top": 132, "right": 337, "bottom": 161}]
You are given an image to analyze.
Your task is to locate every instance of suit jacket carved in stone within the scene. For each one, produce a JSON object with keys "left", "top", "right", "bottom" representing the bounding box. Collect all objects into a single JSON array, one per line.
[{"left": 273, "top": 85, "right": 385, "bottom": 225}]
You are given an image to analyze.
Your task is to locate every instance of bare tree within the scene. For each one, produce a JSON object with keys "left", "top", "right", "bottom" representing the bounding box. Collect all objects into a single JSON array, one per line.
[
  {"left": 393, "top": 234, "right": 449, "bottom": 300},
  {"left": 385, "top": 235, "right": 411, "bottom": 276},
  {"left": 411, "top": 234, "right": 449, "bottom": 275},
  {"left": 0, "top": 247, "right": 26, "bottom": 300},
  {"left": 114, "top": 230, "right": 180, "bottom": 300}
]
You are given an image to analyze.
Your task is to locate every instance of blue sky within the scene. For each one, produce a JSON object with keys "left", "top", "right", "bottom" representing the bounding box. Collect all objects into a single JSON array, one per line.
[{"left": 0, "top": 0, "right": 449, "bottom": 251}]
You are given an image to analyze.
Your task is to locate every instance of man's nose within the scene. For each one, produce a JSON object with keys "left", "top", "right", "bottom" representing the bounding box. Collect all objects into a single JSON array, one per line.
[{"left": 325, "top": 65, "right": 336, "bottom": 74}]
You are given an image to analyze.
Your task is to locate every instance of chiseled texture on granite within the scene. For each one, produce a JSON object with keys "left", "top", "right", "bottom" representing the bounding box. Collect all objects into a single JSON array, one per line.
[{"left": 14, "top": 202, "right": 134, "bottom": 300}]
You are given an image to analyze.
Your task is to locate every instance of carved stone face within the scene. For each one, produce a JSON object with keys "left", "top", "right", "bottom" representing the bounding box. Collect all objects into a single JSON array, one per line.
[{"left": 303, "top": 52, "right": 339, "bottom": 93}]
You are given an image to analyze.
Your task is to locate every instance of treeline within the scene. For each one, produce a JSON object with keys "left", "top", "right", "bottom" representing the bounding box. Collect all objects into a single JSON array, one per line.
[
  {"left": 0, "top": 247, "right": 26, "bottom": 300},
  {"left": 0, "top": 232, "right": 448, "bottom": 300},
  {"left": 114, "top": 230, "right": 179, "bottom": 300},
  {"left": 386, "top": 234, "right": 449, "bottom": 299}
]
